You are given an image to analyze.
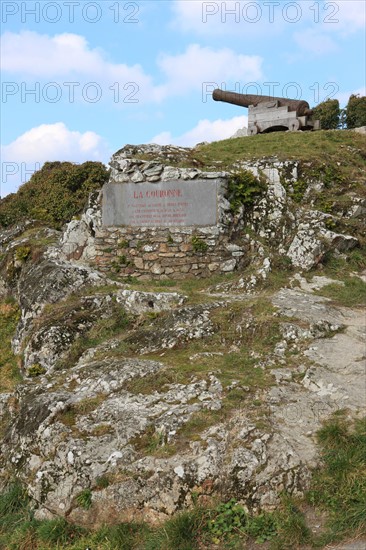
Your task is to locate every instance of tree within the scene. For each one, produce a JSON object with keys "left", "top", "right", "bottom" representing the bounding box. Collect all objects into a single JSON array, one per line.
[
  {"left": 313, "top": 99, "right": 340, "bottom": 130},
  {"left": 344, "top": 94, "right": 366, "bottom": 129}
]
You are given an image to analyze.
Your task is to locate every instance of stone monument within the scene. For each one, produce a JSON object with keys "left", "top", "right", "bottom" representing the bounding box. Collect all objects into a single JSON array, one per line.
[
  {"left": 213, "top": 89, "right": 320, "bottom": 135},
  {"left": 95, "top": 145, "right": 249, "bottom": 279}
]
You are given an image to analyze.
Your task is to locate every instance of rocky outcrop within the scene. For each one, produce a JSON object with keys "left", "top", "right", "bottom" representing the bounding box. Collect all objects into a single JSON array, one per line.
[
  {"left": 286, "top": 213, "right": 359, "bottom": 270},
  {"left": 13, "top": 258, "right": 106, "bottom": 355},
  {"left": 0, "top": 142, "right": 365, "bottom": 529},
  {"left": 57, "top": 148, "right": 361, "bottom": 277},
  {"left": 1, "top": 269, "right": 365, "bottom": 523}
]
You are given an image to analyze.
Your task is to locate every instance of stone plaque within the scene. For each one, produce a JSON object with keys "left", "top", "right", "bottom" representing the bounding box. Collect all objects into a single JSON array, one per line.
[{"left": 102, "top": 179, "right": 219, "bottom": 227}]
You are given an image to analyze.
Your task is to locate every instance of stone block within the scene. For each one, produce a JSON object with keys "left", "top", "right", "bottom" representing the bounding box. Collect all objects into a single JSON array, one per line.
[
  {"left": 150, "top": 263, "right": 165, "bottom": 275},
  {"left": 134, "top": 258, "right": 144, "bottom": 269},
  {"left": 221, "top": 259, "right": 237, "bottom": 272},
  {"left": 131, "top": 171, "right": 145, "bottom": 183},
  {"left": 161, "top": 258, "right": 189, "bottom": 267}
]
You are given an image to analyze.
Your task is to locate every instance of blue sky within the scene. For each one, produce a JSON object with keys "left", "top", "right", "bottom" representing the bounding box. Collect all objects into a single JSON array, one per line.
[{"left": 1, "top": 0, "right": 365, "bottom": 196}]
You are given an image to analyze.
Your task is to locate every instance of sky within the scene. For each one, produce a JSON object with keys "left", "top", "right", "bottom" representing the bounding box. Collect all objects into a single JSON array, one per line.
[{"left": 1, "top": 0, "right": 365, "bottom": 196}]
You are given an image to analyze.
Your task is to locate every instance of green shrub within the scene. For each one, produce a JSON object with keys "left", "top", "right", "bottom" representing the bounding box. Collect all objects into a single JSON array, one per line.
[
  {"left": 228, "top": 170, "right": 265, "bottom": 213},
  {"left": 345, "top": 94, "right": 366, "bottom": 128},
  {"left": 207, "top": 498, "right": 247, "bottom": 543},
  {"left": 313, "top": 99, "right": 341, "bottom": 129},
  {"left": 283, "top": 178, "right": 308, "bottom": 202},
  {"left": 27, "top": 363, "right": 47, "bottom": 377},
  {"left": 15, "top": 246, "right": 31, "bottom": 263},
  {"left": 0, "top": 161, "right": 109, "bottom": 229},
  {"left": 0, "top": 301, "right": 21, "bottom": 392},
  {"left": 191, "top": 236, "right": 208, "bottom": 253}
]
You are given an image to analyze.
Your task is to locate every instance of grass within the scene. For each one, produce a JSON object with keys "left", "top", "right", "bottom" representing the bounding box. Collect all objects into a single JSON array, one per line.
[
  {"left": 193, "top": 130, "right": 366, "bottom": 182},
  {"left": 0, "top": 299, "right": 22, "bottom": 392},
  {"left": 315, "top": 276, "right": 366, "bottom": 307},
  {"left": 307, "top": 413, "right": 366, "bottom": 545},
  {"left": 126, "top": 297, "right": 279, "bottom": 388},
  {"left": 321, "top": 247, "right": 366, "bottom": 277},
  {"left": 76, "top": 488, "right": 92, "bottom": 510}
]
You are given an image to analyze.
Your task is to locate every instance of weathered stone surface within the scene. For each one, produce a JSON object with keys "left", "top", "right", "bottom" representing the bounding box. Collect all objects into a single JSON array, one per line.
[
  {"left": 13, "top": 258, "right": 106, "bottom": 353},
  {"left": 22, "top": 294, "right": 115, "bottom": 373},
  {"left": 115, "top": 289, "right": 186, "bottom": 314},
  {"left": 58, "top": 191, "right": 102, "bottom": 263}
]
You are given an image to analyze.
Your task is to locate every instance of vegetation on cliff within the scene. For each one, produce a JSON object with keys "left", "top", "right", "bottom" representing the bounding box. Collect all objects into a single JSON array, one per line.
[{"left": 0, "top": 161, "right": 109, "bottom": 229}]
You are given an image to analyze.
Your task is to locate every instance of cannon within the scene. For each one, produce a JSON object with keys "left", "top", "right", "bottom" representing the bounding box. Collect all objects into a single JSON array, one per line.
[{"left": 212, "top": 89, "right": 320, "bottom": 135}]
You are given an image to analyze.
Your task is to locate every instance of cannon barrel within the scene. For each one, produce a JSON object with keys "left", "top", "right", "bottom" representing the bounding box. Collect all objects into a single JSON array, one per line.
[{"left": 212, "top": 89, "right": 312, "bottom": 117}]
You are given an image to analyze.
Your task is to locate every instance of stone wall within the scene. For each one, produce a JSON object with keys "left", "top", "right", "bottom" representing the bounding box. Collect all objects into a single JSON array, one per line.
[{"left": 93, "top": 147, "right": 250, "bottom": 279}]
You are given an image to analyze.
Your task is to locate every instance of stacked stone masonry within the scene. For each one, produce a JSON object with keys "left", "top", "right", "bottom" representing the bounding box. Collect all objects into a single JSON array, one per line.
[{"left": 94, "top": 147, "right": 249, "bottom": 279}]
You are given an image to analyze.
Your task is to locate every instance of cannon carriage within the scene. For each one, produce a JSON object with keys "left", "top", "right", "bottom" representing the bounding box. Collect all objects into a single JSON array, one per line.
[{"left": 212, "top": 89, "right": 320, "bottom": 135}]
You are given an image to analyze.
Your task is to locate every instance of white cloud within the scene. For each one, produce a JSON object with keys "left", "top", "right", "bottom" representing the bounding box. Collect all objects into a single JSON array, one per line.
[
  {"left": 1, "top": 32, "right": 262, "bottom": 103},
  {"left": 333, "top": 1, "right": 366, "bottom": 33},
  {"left": 156, "top": 44, "right": 263, "bottom": 99},
  {"left": 293, "top": 28, "right": 338, "bottom": 55},
  {"left": 152, "top": 115, "right": 248, "bottom": 147},
  {"left": 1, "top": 122, "right": 110, "bottom": 197},
  {"left": 171, "top": 0, "right": 290, "bottom": 35},
  {"left": 172, "top": 0, "right": 365, "bottom": 35},
  {"left": 1, "top": 31, "right": 155, "bottom": 100},
  {"left": 291, "top": 1, "right": 365, "bottom": 56}
]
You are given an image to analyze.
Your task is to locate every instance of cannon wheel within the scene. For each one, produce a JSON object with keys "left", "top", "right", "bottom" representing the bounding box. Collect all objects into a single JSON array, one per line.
[
  {"left": 248, "top": 124, "right": 258, "bottom": 135},
  {"left": 289, "top": 119, "right": 301, "bottom": 131}
]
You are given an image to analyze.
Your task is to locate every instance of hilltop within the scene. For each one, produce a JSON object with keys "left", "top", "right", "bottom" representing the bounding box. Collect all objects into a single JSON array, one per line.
[{"left": 0, "top": 130, "right": 365, "bottom": 549}]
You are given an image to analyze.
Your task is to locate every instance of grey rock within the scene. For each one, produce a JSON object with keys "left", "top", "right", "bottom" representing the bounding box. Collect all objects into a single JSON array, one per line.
[
  {"left": 13, "top": 259, "right": 106, "bottom": 353},
  {"left": 116, "top": 289, "right": 186, "bottom": 314}
]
